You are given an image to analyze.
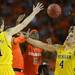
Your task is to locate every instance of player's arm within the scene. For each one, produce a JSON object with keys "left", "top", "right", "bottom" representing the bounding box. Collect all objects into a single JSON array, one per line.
[
  {"left": 27, "top": 37, "right": 61, "bottom": 52},
  {"left": 14, "top": 32, "right": 26, "bottom": 43},
  {"left": 7, "top": 3, "right": 44, "bottom": 36}
]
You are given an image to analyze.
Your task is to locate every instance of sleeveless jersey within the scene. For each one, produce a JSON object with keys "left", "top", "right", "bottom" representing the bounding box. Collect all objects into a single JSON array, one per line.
[
  {"left": 12, "top": 35, "right": 25, "bottom": 69},
  {"left": 0, "top": 31, "right": 12, "bottom": 65},
  {"left": 0, "top": 31, "right": 15, "bottom": 75},
  {"left": 55, "top": 47, "right": 75, "bottom": 75},
  {"left": 24, "top": 45, "right": 43, "bottom": 75}
]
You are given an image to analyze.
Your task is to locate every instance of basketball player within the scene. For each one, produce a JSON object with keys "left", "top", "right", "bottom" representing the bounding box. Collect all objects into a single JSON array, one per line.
[
  {"left": 12, "top": 14, "right": 26, "bottom": 75},
  {"left": 23, "top": 29, "right": 43, "bottom": 75},
  {"left": 12, "top": 32, "right": 26, "bottom": 75},
  {"left": 25, "top": 26, "right": 75, "bottom": 75},
  {"left": 0, "top": 3, "right": 44, "bottom": 75}
]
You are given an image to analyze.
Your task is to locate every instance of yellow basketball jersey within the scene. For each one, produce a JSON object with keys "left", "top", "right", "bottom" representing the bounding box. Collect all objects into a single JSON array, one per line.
[
  {"left": 0, "top": 31, "right": 15, "bottom": 75},
  {"left": 55, "top": 47, "right": 75, "bottom": 75},
  {"left": 0, "top": 31, "right": 12, "bottom": 65}
]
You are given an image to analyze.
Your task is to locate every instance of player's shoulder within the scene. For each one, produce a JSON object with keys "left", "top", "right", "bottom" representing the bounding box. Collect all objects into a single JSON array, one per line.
[{"left": 53, "top": 44, "right": 62, "bottom": 52}]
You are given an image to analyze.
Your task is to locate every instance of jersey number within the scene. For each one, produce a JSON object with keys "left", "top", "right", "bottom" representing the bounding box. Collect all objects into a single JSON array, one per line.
[{"left": 60, "top": 60, "right": 64, "bottom": 69}]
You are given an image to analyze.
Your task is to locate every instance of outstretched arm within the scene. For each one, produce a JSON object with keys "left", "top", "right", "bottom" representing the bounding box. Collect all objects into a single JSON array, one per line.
[
  {"left": 27, "top": 38, "right": 61, "bottom": 52},
  {"left": 7, "top": 3, "right": 44, "bottom": 36}
]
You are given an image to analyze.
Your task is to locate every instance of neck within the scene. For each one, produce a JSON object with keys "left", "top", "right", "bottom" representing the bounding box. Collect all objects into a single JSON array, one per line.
[{"left": 63, "top": 43, "right": 75, "bottom": 50}]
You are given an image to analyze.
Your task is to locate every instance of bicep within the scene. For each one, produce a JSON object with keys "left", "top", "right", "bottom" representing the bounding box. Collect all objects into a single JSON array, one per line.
[
  {"left": 27, "top": 38, "right": 57, "bottom": 52},
  {"left": 33, "top": 42, "right": 60, "bottom": 52},
  {"left": 6, "top": 24, "right": 23, "bottom": 36}
]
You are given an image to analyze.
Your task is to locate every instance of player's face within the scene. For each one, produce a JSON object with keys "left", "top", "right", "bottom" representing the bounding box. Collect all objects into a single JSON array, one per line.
[
  {"left": 65, "top": 29, "right": 75, "bottom": 45},
  {"left": 0, "top": 24, "right": 4, "bottom": 32},
  {"left": 30, "top": 32, "right": 39, "bottom": 40}
]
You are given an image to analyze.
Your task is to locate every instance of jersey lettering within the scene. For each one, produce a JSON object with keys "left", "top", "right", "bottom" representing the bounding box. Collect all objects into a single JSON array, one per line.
[{"left": 60, "top": 60, "right": 64, "bottom": 69}]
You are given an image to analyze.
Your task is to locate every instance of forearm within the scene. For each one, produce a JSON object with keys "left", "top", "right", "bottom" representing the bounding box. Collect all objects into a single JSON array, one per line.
[
  {"left": 7, "top": 3, "right": 44, "bottom": 36},
  {"left": 19, "top": 12, "right": 36, "bottom": 30},
  {"left": 9, "top": 12, "right": 36, "bottom": 35},
  {"left": 27, "top": 38, "right": 56, "bottom": 52}
]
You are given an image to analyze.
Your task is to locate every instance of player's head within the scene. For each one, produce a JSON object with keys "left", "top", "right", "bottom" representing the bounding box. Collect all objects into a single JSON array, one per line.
[
  {"left": 64, "top": 26, "right": 75, "bottom": 46},
  {"left": 30, "top": 29, "right": 39, "bottom": 40},
  {"left": 0, "top": 18, "right": 4, "bottom": 32}
]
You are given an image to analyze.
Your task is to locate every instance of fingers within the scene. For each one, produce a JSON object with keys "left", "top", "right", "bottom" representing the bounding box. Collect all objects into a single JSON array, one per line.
[
  {"left": 37, "top": 3, "right": 43, "bottom": 7},
  {"left": 37, "top": 2, "right": 44, "bottom": 7},
  {"left": 33, "top": 5, "right": 35, "bottom": 9},
  {"left": 36, "top": 2, "right": 44, "bottom": 11},
  {"left": 39, "top": 6, "right": 44, "bottom": 11},
  {"left": 37, "top": 2, "right": 40, "bottom": 7},
  {"left": 33, "top": 2, "right": 44, "bottom": 15}
]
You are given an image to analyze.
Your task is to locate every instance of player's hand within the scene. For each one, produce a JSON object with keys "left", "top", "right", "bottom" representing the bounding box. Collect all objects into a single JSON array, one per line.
[
  {"left": 33, "top": 2, "right": 44, "bottom": 15},
  {"left": 23, "top": 29, "right": 30, "bottom": 38},
  {"left": 16, "top": 14, "right": 25, "bottom": 25}
]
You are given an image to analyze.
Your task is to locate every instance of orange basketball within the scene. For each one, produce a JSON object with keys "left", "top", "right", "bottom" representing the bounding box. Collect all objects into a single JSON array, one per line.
[{"left": 47, "top": 3, "right": 62, "bottom": 18}]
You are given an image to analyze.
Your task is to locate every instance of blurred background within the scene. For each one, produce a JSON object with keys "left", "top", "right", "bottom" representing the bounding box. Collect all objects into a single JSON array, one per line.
[
  {"left": 0, "top": 0, "right": 75, "bottom": 74},
  {"left": 0, "top": 0, "right": 75, "bottom": 44}
]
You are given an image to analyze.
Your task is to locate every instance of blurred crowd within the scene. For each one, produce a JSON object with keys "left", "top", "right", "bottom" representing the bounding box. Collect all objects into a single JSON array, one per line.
[{"left": 0, "top": 0, "right": 75, "bottom": 75}]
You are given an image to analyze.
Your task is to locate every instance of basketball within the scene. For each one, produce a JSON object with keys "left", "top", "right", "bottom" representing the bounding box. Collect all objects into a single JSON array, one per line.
[{"left": 47, "top": 3, "right": 62, "bottom": 18}]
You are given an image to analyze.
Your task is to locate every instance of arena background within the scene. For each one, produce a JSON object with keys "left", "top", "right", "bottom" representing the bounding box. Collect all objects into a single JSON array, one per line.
[
  {"left": 0, "top": 0, "right": 75, "bottom": 44},
  {"left": 0, "top": 0, "right": 75, "bottom": 74}
]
